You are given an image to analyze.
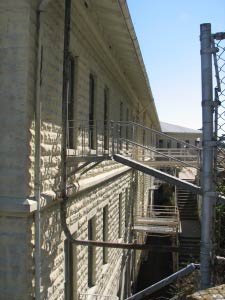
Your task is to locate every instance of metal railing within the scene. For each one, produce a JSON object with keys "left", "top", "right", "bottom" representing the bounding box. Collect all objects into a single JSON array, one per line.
[
  {"left": 67, "top": 119, "right": 112, "bottom": 157},
  {"left": 135, "top": 205, "right": 179, "bottom": 219},
  {"left": 78, "top": 293, "right": 118, "bottom": 300},
  {"left": 134, "top": 205, "right": 180, "bottom": 235},
  {"left": 66, "top": 120, "right": 201, "bottom": 170}
]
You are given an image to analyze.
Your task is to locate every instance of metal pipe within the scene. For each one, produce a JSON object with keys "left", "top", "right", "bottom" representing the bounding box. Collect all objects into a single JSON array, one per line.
[
  {"left": 200, "top": 23, "right": 215, "bottom": 288},
  {"left": 61, "top": 0, "right": 71, "bottom": 199},
  {"left": 125, "top": 263, "right": 199, "bottom": 300},
  {"left": 34, "top": 11, "right": 42, "bottom": 300},
  {"left": 69, "top": 238, "right": 198, "bottom": 252},
  {"left": 34, "top": 1, "right": 48, "bottom": 297},
  {"left": 34, "top": 2, "right": 55, "bottom": 299}
]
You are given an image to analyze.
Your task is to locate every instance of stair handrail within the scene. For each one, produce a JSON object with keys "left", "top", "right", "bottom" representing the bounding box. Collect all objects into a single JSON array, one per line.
[
  {"left": 119, "top": 138, "right": 200, "bottom": 170},
  {"left": 113, "top": 121, "right": 202, "bottom": 150}
]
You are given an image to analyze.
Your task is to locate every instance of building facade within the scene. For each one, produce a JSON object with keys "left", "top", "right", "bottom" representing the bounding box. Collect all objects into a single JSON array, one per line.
[
  {"left": 159, "top": 122, "right": 202, "bottom": 149},
  {"left": 0, "top": 1, "right": 160, "bottom": 299}
]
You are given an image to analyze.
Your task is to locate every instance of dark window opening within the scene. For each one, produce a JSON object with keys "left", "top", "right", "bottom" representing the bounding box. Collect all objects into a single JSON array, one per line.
[
  {"left": 67, "top": 56, "right": 75, "bottom": 149},
  {"left": 103, "top": 205, "right": 108, "bottom": 264},
  {"left": 119, "top": 101, "right": 123, "bottom": 150},
  {"left": 167, "top": 140, "right": 171, "bottom": 148},
  {"left": 118, "top": 193, "right": 122, "bottom": 238},
  {"left": 126, "top": 108, "right": 129, "bottom": 150},
  {"left": 158, "top": 139, "right": 163, "bottom": 148},
  {"left": 104, "top": 88, "right": 109, "bottom": 150},
  {"left": 89, "top": 74, "right": 95, "bottom": 149},
  {"left": 88, "top": 217, "right": 96, "bottom": 287}
]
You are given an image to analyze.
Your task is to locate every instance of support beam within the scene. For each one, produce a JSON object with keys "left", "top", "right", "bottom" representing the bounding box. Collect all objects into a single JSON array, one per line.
[{"left": 113, "top": 154, "right": 201, "bottom": 194}]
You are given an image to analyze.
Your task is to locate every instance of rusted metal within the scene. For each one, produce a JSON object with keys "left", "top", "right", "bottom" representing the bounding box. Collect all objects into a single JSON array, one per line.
[{"left": 71, "top": 238, "right": 178, "bottom": 251}]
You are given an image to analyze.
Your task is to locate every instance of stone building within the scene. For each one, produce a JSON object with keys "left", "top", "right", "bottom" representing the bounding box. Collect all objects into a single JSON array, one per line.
[
  {"left": 159, "top": 121, "right": 202, "bottom": 149},
  {"left": 0, "top": 0, "right": 160, "bottom": 299}
]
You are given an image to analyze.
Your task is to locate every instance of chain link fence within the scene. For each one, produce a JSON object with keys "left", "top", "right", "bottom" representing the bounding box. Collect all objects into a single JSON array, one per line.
[{"left": 212, "top": 33, "right": 225, "bottom": 183}]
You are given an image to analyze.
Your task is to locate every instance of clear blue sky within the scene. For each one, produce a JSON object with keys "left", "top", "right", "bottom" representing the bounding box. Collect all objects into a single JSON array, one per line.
[{"left": 127, "top": 0, "right": 225, "bottom": 129}]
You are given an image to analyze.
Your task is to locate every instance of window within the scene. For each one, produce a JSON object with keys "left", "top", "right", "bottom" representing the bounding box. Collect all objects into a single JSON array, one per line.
[
  {"left": 143, "top": 112, "right": 146, "bottom": 146},
  {"left": 126, "top": 108, "right": 129, "bottom": 150},
  {"left": 119, "top": 101, "right": 123, "bottom": 150},
  {"left": 158, "top": 139, "right": 163, "bottom": 148},
  {"left": 89, "top": 74, "right": 95, "bottom": 149},
  {"left": 167, "top": 140, "right": 171, "bottom": 148},
  {"left": 67, "top": 56, "right": 75, "bottom": 149},
  {"left": 104, "top": 87, "right": 109, "bottom": 150},
  {"left": 64, "top": 236, "right": 77, "bottom": 300},
  {"left": 103, "top": 205, "right": 108, "bottom": 264},
  {"left": 88, "top": 217, "right": 96, "bottom": 287},
  {"left": 118, "top": 193, "right": 122, "bottom": 238},
  {"left": 177, "top": 142, "right": 181, "bottom": 148},
  {"left": 125, "top": 188, "right": 129, "bottom": 230}
]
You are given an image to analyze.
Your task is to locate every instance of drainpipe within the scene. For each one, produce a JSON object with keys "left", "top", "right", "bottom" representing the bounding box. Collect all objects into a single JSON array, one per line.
[
  {"left": 34, "top": 8, "right": 42, "bottom": 300},
  {"left": 60, "top": 0, "right": 73, "bottom": 240},
  {"left": 34, "top": 1, "right": 53, "bottom": 299}
]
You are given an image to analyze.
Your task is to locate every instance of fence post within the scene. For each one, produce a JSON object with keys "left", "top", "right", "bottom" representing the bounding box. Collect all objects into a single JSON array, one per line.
[{"left": 200, "top": 23, "right": 215, "bottom": 289}]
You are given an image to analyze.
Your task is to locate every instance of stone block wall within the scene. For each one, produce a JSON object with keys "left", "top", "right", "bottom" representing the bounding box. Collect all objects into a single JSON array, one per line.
[
  {"left": 0, "top": 0, "right": 158, "bottom": 299},
  {"left": 39, "top": 169, "right": 133, "bottom": 299},
  {"left": 0, "top": 215, "right": 34, "bottom": 299},
  {"left": 0, "top": 0, "right": 35, "bottom": 198}
]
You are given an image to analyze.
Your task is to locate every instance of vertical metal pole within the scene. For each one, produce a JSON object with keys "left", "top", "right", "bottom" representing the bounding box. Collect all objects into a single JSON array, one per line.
[
  {"left": 34, "top": 8, "right": 43, "bottom": 300},
  {"left": 200, "top": 23, "right": 215, "bottom": 289},
  {"left": 61, "top": 0, "right": 71, "bottom": 199}
]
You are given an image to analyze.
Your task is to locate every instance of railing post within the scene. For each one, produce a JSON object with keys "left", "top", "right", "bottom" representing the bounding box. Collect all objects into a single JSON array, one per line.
[{"left": 200, "top": 23, "right": 215, "bottom": 289}]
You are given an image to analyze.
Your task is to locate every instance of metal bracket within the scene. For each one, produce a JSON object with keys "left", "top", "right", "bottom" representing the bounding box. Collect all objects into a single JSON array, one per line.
[
  {"left": 202, "top": 100, "right": 214, "bottom": 107},
  {"left": 201, "top": 47, "right": 219, "bottom": 55},
  {"left": 205, "top": 191, "right": 218, "bottom": 198},
  {"left": 212, "top": 32, "right": 225, "bottom": 41},
  {"left": 203, "top": 140, "right": 218, "bottom": 147}
]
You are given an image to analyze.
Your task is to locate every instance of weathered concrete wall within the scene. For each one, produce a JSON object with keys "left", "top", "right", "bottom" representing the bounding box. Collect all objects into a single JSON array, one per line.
[
  {"left": 0, "top": 1, "right": 37, "bottom": 299},
  {"left": 0, "top": 0, "right": 36, "bottom": 198},
  {"left": 0, "top": 215, "right": 34, "bottom": 299}
]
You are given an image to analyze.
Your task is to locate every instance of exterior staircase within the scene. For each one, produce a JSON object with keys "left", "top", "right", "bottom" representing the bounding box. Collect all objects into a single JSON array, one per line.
[
  {"left": 179, "top": 236, "right": 200, "bottom": 266},
  {"left": 176, "top": 186, "right": 199, "bottom": 220},
  {"left": 176, "top": 182, "right": 201, "bottom": 267}
]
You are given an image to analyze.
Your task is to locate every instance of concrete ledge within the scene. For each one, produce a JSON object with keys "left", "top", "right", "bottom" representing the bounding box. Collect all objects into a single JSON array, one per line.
[
  {"left": 0, "top": 166, "right": 132, "bottom": 215},
  {"left": 0, "top": 197, "right": 37, "bottom": 216},
  {"left": 74, "top": 166, "right": 131, "bottom": 194}
]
